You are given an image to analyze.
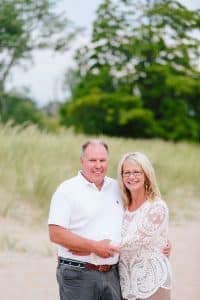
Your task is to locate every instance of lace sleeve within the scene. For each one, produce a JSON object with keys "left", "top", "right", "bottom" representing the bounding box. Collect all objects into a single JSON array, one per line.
[{"left": 122, "top": 200, "right": 168, "bottom": 250}]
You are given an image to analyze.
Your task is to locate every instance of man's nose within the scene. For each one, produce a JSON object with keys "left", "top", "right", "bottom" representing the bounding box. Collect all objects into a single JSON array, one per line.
[{"left": 95, "top": 161, "right": 101, "bottom": 167}]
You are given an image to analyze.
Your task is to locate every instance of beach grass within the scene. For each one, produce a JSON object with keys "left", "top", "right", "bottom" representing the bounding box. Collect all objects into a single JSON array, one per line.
[{"left": 0, "top": 124, "right": 199, "bottom": 225}]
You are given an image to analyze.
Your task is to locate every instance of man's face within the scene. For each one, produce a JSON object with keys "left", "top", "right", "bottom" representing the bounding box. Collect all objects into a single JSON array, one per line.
[{"left": 80, "top": 144, "right": 109, "bottom": 189}]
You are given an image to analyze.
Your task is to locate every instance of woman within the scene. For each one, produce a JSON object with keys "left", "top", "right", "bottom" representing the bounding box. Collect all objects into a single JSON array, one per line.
[{"left": 118, "top": 152, "right": 172, "bottom": 300}]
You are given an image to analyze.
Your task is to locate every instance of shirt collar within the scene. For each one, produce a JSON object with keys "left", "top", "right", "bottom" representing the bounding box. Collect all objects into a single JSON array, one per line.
[{"left": 77, "top": 171, "right": 111, "bottom": 189}]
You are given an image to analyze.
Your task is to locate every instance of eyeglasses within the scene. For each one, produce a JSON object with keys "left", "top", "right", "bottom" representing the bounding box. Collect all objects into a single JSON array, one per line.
[{"left": 122, "top": 171, "right": 143, "bottom": 177}]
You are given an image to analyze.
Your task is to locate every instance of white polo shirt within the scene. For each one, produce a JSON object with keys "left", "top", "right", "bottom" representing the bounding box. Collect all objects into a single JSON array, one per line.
[{"left": 48, "top": 171, "right": 124, "bottom": 264}]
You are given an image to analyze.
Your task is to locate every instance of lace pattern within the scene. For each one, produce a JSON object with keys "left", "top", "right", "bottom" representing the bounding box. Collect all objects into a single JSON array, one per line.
[{"left": 119, "top": 199, "right": 172, "bottom": 300}]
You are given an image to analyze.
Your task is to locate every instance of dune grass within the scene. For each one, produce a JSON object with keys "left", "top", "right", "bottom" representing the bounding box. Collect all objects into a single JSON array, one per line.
[{"left": 0, "top": 124, "right": 199, "bottom": 225}]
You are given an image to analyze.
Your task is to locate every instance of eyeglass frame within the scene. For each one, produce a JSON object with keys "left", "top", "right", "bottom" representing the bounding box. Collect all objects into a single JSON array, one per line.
[{"left": 122, "top": 171, "right": 144, "bottom": 177}]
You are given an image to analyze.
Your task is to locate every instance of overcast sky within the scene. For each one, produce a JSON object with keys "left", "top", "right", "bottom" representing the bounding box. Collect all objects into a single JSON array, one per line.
[{"left": 8, "top": 0, "right": 200, "bottom": 107}]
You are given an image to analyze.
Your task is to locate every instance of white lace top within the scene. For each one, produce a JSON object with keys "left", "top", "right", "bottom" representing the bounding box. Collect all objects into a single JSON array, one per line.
[{"left": 119, "top": 198, "right": 172, "bottom": 300}]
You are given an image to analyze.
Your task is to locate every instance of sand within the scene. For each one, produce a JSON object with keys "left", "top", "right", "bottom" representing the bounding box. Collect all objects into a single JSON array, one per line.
[{"left": 0, "top": 222, "right": 199, "bottom": 300}]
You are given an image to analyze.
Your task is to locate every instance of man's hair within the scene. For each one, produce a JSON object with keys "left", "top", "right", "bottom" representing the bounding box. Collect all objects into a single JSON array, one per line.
[{"left": 81, "top": 139, "right": 109, "bottom": 156}]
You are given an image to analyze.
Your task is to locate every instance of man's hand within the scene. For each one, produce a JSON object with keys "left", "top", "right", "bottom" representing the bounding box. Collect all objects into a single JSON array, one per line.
[{"left": 93, "top": 239, "right": 120, "bottom": 258}]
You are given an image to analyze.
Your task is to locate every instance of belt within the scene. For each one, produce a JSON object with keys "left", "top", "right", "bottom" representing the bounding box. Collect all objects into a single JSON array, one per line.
[{"left": 58, "top": 257, "right": 117, "bottom": 272}]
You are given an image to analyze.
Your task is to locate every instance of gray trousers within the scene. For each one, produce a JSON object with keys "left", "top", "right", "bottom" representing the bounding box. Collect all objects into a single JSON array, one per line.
[{"left": 56, "top": 263, "right": 122, "bottom": 300}]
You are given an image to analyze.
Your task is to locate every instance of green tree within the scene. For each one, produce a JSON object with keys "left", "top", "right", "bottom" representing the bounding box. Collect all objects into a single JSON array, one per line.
[
  {"left": 127, "top": 0, "right": 200, "bottom": 140},
  {"left": 67, "top": 0, "right": 127, "bottom": 99},
  {"left": 62, "top": 0, "right": 200, "bottom": 141},
  {"left": 60, "top": 88, "right": 156, "bottom": 137},
  {"left": 0, "top": 0, "right": 78, "bottom": 119}
]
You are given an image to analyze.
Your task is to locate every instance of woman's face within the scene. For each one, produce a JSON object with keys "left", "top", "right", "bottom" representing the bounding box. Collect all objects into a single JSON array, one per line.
[{"left": 122, "top": 160, "right": 145, "bottom": 193}]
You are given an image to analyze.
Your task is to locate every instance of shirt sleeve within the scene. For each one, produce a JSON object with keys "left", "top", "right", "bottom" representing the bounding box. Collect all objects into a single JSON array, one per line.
[
  {"left": 122, "top": 200, "right": 168, "bottom": 250},
  {"left": 48, "top": 183, "right": 71, "bottom": 228}
]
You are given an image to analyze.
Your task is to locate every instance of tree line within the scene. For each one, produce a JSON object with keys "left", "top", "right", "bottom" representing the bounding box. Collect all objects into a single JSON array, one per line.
[{"left": 0, "top": 0, "right": 200, "bottom": 141}]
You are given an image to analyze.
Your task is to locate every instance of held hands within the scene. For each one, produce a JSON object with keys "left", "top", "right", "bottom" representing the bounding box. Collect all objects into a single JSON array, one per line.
[
  {"left": 93, "top": 239, "right": 121, "bottom": 258},
  {"left": 69, "top": 239, "right": 121, "bottom": 258}
]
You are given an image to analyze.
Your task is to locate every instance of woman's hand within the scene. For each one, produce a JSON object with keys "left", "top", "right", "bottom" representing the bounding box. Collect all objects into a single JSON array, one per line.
[{"left": 163, "top": 240, "right": 171, "bottom": 257}]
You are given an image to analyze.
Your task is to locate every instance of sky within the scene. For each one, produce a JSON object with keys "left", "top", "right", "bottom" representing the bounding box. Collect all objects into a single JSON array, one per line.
[{"left": 7, "top": 0, "right": 200, "bottom": 107}]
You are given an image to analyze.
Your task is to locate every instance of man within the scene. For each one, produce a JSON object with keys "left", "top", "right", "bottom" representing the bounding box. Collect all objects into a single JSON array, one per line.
[
  {"left": 48, "top": 139, "right": 123, "bottom": 300},
  {"left": 48, "top": 139, "right": 170, "bottom": 300}
]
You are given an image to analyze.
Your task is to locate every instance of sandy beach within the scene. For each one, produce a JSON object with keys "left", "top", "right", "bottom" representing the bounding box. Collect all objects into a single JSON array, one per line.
[{"left": 0, "top": 222, "right": 199, "bottom": 300}]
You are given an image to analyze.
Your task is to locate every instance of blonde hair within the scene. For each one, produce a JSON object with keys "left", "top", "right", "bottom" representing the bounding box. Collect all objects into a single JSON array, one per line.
[{"left": 117, "top": 152, "right": 161, "bottom": 208}]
